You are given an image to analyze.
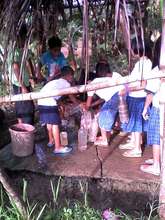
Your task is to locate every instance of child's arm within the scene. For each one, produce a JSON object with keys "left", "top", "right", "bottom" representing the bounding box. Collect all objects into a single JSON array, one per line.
[
  {"left": 68, "top": 94, "right": 79, "bottom": 104},
  {"left": 13, "top": 62, "right": 28, "bottom": 93},
  {"left": 90, "top": 98, "right": 104, "bottom": 108},
  {"left": 86, "top": 96, "right": 93, "bottom": 110},
  {"left": 142, "top": 92, "right": 153, "bottom": 120}
]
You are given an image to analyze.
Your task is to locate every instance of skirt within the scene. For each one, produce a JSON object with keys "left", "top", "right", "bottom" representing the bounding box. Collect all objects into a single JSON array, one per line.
[
  {"left": 98, "top": 93, "right": 119, "bottom": 131},
  {"left": 121, "top": 96, "right": 148, "bottom": 132},
  {"left": 38, "top": 105, "right": 61, "bottom": 125},
  {"left": 147, "top": 106, "right": 160, "bottom": 145}
]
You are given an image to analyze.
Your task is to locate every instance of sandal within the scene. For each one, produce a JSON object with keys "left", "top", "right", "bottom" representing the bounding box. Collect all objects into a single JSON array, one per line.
[
  {"left": 47, "top": 142, "right": 54, "bottom": 148},
  {"left": 140, "top": 164, "right": 160, "bottom": 176},
  {"left": 94, "top": 139, "right": 108, "bottom": 146},
  {"left": 123, "top": 149, "right": 142, "bottom": 158},
  {"left": 144, "top": 158, "right": 153, "bottom": 165},
  {"left": 119, "top": 143, "right": 135, "bottom": 150},
  {"left": 53, "top": 146, "right": 72, "bottom": 155}
]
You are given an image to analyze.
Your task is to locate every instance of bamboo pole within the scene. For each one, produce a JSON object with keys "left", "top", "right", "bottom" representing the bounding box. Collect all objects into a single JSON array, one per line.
[
  {"left": 0, "top": 168, "right": 27, "bottom": 217},
  {"left": 159, "top": 0, "right": 165, "bottom": 219},
  {"left": 1, "top": 72, "right": 165, "bottom": 103}
]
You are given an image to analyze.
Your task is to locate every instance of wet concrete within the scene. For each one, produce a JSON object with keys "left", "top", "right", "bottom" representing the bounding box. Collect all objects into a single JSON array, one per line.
[{"left": 0, "top": 129, "right": 160, "bottom": 214}]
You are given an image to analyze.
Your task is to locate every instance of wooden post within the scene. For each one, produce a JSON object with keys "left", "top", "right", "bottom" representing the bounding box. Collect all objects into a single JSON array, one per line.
[{"left": 159, "top": 1, "right": 165, "bottom": 219}]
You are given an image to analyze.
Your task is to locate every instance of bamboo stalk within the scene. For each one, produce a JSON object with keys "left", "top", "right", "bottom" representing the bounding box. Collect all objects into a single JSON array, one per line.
[
  {"left": 159, "top": 0, "right": 165, "bottom": 219},
  {"left": 1, "top": 72, "right": 165, "bottom": 103},
  {"left": 0, "top": 168, "right": 27, "bottom": 217}
]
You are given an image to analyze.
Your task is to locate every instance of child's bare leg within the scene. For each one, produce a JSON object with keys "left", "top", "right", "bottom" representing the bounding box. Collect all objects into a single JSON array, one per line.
[
  {"left": 52, "top": 124, "right": 61, "bottom": 150},
  {"left": 47, "top": 124, "right": 54, "bottom": 144},
  {"left": 153, "top": 144, "right": 160, "bottom": 170},
  {"left": 94, "top": 128, "right": 108, "bottom": 146},
  {"left": 101, "top": 128, "right": 108, "bottom": 142},
  {"left": 119, "top": 132, "right": 135, "bottom": 150},
  {"left": 134, "top": 132, "right": 142, "bottom": 152},
  {"left": 140, "top": 144, "right": 160, "bottom": 175}
]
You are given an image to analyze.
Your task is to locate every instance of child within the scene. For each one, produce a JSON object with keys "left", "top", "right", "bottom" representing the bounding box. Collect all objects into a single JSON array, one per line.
[
  {"left": 37, "top": 36, "right": 68, "bottom": 82},
  {"left": 140, "top": 36, "right": 162, "bottom": 175},
  {"left": 119, "top": 40, "right": 152, "bottom": 157},
  {"left": 38, "top": 66, "right": 78, "bottom": 154},
  {"left": 85, "top": 62, "right": 122, "bottom": 146},
  {"left": 141, "top": 70, "right": 161, "bottom": 175},
  {"left": 11, "top": 24, "right": 35, "bottom": 125}
]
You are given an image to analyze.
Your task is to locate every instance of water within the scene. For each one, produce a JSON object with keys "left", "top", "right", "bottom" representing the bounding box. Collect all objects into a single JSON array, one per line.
[{"left": 35, "top": 143, "right": 47, "bottom": 169}]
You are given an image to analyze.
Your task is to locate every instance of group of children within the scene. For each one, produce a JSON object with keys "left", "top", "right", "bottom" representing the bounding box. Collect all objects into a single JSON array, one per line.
[{"left": 11, "top": 33, "right": 163, "bottom": 176}]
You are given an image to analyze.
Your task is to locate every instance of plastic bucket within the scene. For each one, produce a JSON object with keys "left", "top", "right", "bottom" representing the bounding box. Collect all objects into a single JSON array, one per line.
[{"left": 9, "top": 123, "right": 35, "bottom": 157}]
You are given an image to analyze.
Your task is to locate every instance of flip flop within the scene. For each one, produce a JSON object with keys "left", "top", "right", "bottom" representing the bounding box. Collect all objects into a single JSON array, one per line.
[
  {"left": 53, "top": 146, "right": 72, "bottom": 155},
  {"left": 119, "top": 143, "right": 135, "bottom": 150},
  {"left": 47, "top": 143, "right": 54, "bottom": 148},
  {"left": 94, "top": 139, "right": 108, "bottom": 146},
  {"left": 144, "top": 158, "right": 153, "bottom": 165},
  {"left": 123, "top": 149, "right": 142, "bottom": 158},
  {"left": 140, "top": 164, "right": 160, "bottom": 176}
]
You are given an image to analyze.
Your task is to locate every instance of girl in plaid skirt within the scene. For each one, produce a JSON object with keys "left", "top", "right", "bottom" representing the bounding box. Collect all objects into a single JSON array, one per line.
[
  {"left": 140, "top": 68, "right": 161, "bottom": 175},
  {"left": 119, "top": 40, "right": 152, "bottom": 157},
  {"left": 140, "top": 36, "right": 162, "bottom": 175}
]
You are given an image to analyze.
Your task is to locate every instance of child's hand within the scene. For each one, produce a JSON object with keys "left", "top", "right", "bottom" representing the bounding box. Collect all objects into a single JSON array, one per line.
[
  {"left": 79, "top": 102, "right": 88, "bottom": 111},
  {"left": 142, "top": 108, "right": 149, "bottom": 120},
  {"left": 119, "top": 88, "right": 126, "bottom": 96}
]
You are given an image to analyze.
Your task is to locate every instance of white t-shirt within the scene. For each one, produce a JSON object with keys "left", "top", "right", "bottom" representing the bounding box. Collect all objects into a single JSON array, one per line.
[
  {"left": 129, "top": 57, "right": 152, "bottom": 97},
  {"left": 87, "top": 72, "right": 122, "bottom": 101},
  {"left": 38, "top": 78, "right": 70, "bottom": 106},
  {"left": 145, "top": 66, "right": 161, "bottom": 108}
]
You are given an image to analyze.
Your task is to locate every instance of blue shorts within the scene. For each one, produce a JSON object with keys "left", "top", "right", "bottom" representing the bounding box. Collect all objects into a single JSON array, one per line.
[
  {"left": 121, "top": 96, "right": 148, "bottom": 132},
  {"left": 147, "top": 106, "right": 160, "bottom": 145},
  {"left": 98, "top": 93, "right": 119, "bottom": 131},
  {"left": 38, "top": 105, "right": 61, "bottom": 125}
]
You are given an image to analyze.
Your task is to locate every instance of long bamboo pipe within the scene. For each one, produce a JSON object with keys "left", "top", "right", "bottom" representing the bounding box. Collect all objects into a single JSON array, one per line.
[{"left": 1, "top": 72, "right": 165, "bottom": 103}]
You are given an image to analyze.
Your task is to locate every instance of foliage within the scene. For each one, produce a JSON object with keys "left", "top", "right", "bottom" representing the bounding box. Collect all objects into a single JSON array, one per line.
[{"left": 0, "top": 177, "right": 161, "bottom": 220}]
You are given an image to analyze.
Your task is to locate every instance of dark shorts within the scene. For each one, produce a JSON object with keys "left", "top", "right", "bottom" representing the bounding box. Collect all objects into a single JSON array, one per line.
[
  {"left": 38, "top": 105, "right": 61, "bottom": 125},
  {"left": 13, "top": 85, "right": 35, "bottom": 125}
]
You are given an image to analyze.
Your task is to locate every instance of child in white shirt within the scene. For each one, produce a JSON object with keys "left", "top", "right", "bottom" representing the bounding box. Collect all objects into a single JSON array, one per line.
[
  {"left": 38, "top": 66, "right": 78, "bottom": 155},
  {"left": 85, "top": 63, "right": 122, "bottom": 146}
]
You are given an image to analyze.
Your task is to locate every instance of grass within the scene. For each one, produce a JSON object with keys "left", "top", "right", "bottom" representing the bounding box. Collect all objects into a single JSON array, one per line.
[{"left": 0, "top": 177, "right": 161, "bottom": 220}]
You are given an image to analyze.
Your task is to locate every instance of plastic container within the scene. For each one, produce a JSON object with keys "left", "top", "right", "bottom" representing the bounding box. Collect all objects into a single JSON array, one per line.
[
  {"left": 78, "top": 126, "right": 87, "bottom": 151},
  {"left": 9, "top": 123, "right": 35, "bottom": 157},
  {"left": 60, "top": 131, "right": 68, "bottom": 146},
  {"left": 88, "top": 114, "right": 99, "bottom": 142},
  {"left": 118, "top": 96, "right": 129, "bottom": 123},
  {"left": 80, "top": 110, "right": 92, "bottom": 130}
]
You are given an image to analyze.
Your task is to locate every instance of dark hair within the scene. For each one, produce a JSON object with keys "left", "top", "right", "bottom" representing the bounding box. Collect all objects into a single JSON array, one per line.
[
  {"left": 131, "top": 37, "right": 152, "bottom": 60},
  {"left": 96, "top": 62, "right": 111, "bottom": 77},
  {"left": 152, "top": 36, "right": 161, "bottom": 68},
  {"left": 48, "top": 36, "right": 62, "bottom": 49},
  {"left": 19, "top": 24, "right": 27, "bottom": 38},
  {"left": 61, "top": 66, "right": 74, "bottom": 77}
]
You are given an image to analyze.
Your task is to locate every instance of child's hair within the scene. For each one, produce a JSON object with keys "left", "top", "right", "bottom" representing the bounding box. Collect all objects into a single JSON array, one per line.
[
  {"left": 152, "top": 36, "right": 161, "bottom": 68},
  {"left": 131, "top": 37, "right": 152, "bottom": 60},
  {"left": 61, "top": 66, "right": 74, "bottom": 77},
  {"left": 96, "top": 62, "right": 111, "bottom": 77},
  {"left": 48, "top": 36, "right": 62, "bottom": 49}
]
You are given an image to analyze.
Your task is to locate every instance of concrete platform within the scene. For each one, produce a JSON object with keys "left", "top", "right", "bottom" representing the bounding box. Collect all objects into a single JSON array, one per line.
[{"left": 0, "top": 131, "right": 160, "bottom": 214}]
